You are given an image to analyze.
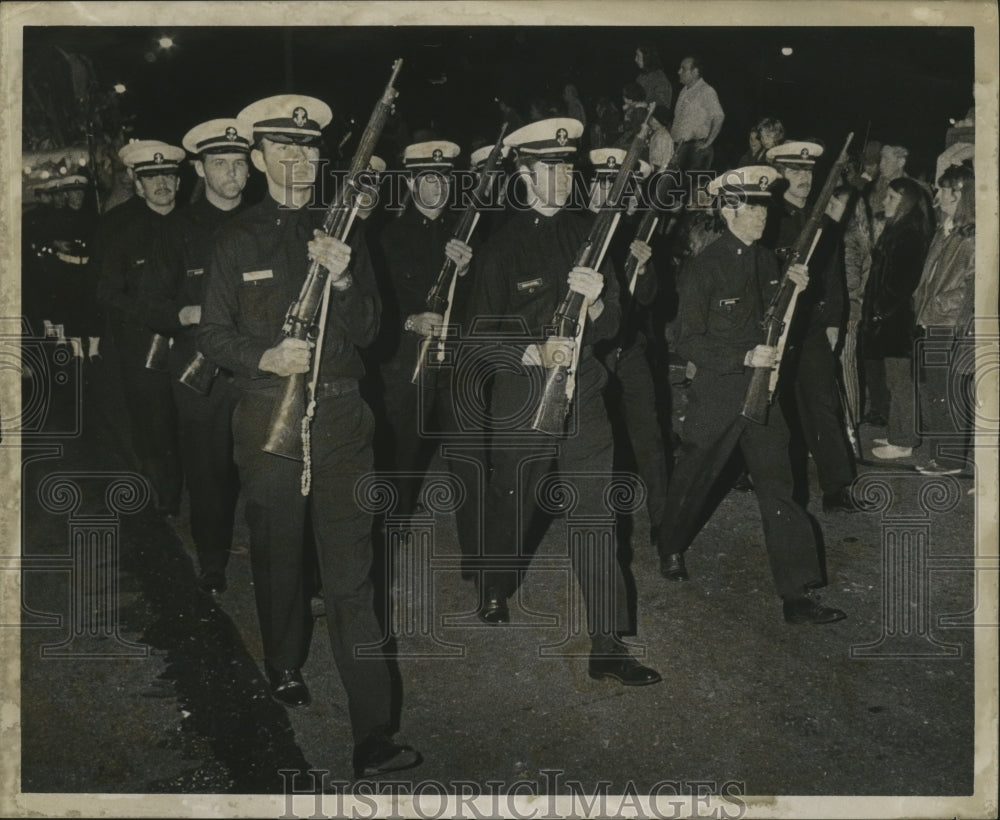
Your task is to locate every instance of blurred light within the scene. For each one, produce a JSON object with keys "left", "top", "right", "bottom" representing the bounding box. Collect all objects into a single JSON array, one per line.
[
  {"left": 79, "top": 157, "right": 88, "bottom": 166},
  {"left": 114, "top": 83, "right": 127, "bottom": 94},
  {"left": 59, "top": 166, "right": 68, "bottom": 175},
  {"left": 40, "top": 171, "right": 50, "bottom": 179},
  {"left": 781, "top": 47, "right": 794, "bottom": 56},
  {"left": 157, "top": 36, "right": 174, "bottom": 49},
  {"left": 23, "top": 166, "right": 32, "bottom": 175}
]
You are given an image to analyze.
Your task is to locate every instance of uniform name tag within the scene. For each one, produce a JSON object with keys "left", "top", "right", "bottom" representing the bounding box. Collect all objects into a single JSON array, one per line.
[
  {"left": 517, "top": 278, "right": 544, "bottom": 291},
  {"left": 242, "top": 269, "right": 273, "bottom": 282},
  {"left": 187, "top": 268, "right": 204, "bottom": 277},
  {"left": 719, "top": 298, "right": 740, "bottom": 307}
]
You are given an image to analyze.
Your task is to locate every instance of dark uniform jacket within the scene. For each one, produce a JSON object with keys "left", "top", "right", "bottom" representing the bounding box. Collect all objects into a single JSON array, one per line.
[
  {"left": 675, "top": 229, "right": 781, "bottom": 377},
  {"left": 592, "top": 208, "right": 658, "bottom": 357},
  {"left": 198, "top": 194, "right": 379, "bottom": 395},
  {"left": 762, "top": 195, "right": 845, "bottom": 334},
  {"left": 38, "top": 204, "right": 100, "bottom": 335},
  {"left": 95, "top": 197, "right": 177, "bottom": 362},
  {"left": 377, "top": 206, "right": 461, "bottom": 381},
  {"left": 145, "top": 198, "right": 246, "bottom": 375},
  {"left": 465, "top": 207, "right": 620, "bottom": 398}
]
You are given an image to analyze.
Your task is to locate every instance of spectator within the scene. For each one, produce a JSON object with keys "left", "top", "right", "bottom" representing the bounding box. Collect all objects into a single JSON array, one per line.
[
  {"left": 620, "top": 81, "right": 648, "bottom": 148},
  {"left": 863, "top": 177, "right": 934, "bottom": 460},
  {"left": 739, "top": 117, "right": 785, "bottom": 165},
  {"left": 647, "top": 107, "right": 675, "bottom": 170},
  {"left": 842, "top": 139, "right": 884, "bottom": 427},
  {"left": 935, "top": 106, "right": 974, "bottom": 185},
  {"left": 912, "top": 162, "right": 976, "bottom": 474},
  {"left": 635, "top": 43, "right": 673, "bottom": 113},
  {"left": 670, "top": 55, "right": 725, "bottom": 171}
]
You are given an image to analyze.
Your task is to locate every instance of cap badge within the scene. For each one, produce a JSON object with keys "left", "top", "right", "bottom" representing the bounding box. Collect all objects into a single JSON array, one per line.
[
  {"left": 292, "top": 107, "right": 308, "bottom": 128},
  {"left": 153, "top": 152, "right": 164, "bottom": 163},
  {"left": 432, "top": 148, "right": 443, "bottom": 162},
  {"left": 800, "top": 147, "right": 810, "bottom": 158},
  {"left": 225, "top": 126, "right": 238, "bottom": 141},
  {"left": 555, "top": 128, "right": 568, "bottom": 146},
  {"left": 758, "top": 175, "right": 770, "bottom": 190},
  {"left": 606, "top": 156, "right": 617, "bottom": 168}
]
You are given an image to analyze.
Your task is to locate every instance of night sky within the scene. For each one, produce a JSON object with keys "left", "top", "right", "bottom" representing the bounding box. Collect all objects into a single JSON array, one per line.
[{"left": 24, "top": 25, "right": 974, "bottom": 179}]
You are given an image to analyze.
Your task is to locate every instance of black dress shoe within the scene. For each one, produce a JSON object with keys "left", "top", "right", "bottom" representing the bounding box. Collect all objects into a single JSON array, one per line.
[
  {"left": 588, "top": 645, "right": 662, "bottom": 686},
  {"left": 783, "top": 595, "right": 847, "bottom": 625},
  {"left": 477, "top": 587, "right": 509, "bottom": 624},
  {"left": 197, "top": 571, "right": 226, "bottom": 594},
  {"left": 822, "top": 487, "right": 859, "bottom": 514},
  {"left": 267, "top": 667, "right": 311, "bottom": 708},
  {"left": 659, "top": 551, "right": 689, "bottom": 581},
  {"left": 353, "top": 729, "right": 422, "bottom": 778}
]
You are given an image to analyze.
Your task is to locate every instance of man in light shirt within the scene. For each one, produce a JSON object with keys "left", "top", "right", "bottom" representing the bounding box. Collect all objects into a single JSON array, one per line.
[{"left": 670, "top": 55, "right": 725, "bottom": 171}]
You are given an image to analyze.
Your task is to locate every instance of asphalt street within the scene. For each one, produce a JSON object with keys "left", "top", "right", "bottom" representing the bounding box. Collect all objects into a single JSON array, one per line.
[{"left": 12, "top": 345, "right": 982, "bottom": 804}]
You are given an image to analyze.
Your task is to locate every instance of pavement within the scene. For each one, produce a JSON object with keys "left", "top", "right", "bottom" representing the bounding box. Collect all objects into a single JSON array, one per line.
[{"left": 7, "top": 348, "right": 988, "bottom": 813}]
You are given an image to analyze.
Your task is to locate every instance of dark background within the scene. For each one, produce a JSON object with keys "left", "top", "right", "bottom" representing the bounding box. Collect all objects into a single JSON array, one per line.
[{"left": 24, "top": 25, "right": 974, "bottom": 179}]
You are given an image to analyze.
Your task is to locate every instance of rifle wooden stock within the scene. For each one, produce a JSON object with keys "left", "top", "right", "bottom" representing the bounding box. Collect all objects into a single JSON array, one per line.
[
  {"left": 263, "top": 371, "right": 309, "bottom": 457},
  {"left": 263, "top": 58, "right": 403, "bottom": 460},
  {"left": 178, "top": 350, "right": 219, "bottom": 395},
  {"left": 740, "top": 132, "right": 854, "bottom": 424},
  {"left": 144, "top": 332, "right": 170, "bottom": 372},
  {"left": 531, "top": 105, "right": 656, "bottom": 435},
  {"left": 411, "top": 121, "right": 509, "bottom": 384}
]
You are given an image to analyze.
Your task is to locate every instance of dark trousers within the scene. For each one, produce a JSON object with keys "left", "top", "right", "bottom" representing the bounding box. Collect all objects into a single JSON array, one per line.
[
  {"left": 603, "top": 340, "right": 669, "bottom": 530},
  {"left": 884, "top": 356, "right": 917, "bottom": 448},
  {"left": 863, "top": 356, "right": 891, "bottom": 420},
  {"left": 232, "top": 388, "right": 390, "bottom": 742},
  {"left": 482, "top": 370, "right": 630, "bottom": 644},
  {"left": 379, "top": 372, "right": 486, "bottom": 561},
  {"left": 658, "top": 372, "right": 822, "bottom": 599},
  {"left": 113, "top": 325, "right": 182, "bottom": 510},
  {"left": 919, "top": 341, "right": 970, "bottom": 469},
  {"left": 171, "top": 375, "right": 239, "bottom": 576},
  {"left": 788, "top": 326, "right": 856, "bottom": 495}
]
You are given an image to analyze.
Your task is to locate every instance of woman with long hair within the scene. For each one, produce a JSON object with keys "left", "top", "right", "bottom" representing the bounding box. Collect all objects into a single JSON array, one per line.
[
  {"left": 862, "top": 175, "right": 934, "bottom": 459},
  {"left": 635, "top": 43, "right": 673, "bottom": 114},
  {"left": 912, "top": 163, "right": 976, "bottom": 474}
]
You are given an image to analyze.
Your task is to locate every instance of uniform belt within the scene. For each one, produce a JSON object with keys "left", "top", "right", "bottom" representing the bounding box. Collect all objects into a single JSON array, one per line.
[
  {"left": 55, "top": 252, "right": 89, "bottom": 265},
  {"left": 313, "top": 378, "right": 359, "bottom": 399}
]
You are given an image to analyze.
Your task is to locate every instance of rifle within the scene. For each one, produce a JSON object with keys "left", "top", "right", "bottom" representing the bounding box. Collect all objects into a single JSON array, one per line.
[
  {"left": 611, "top": 203, "right": 660, "bottom": 366},
  {"left": 411, "top": 121, "right": 508, "bottom": 384},
  {"left": 262, "top": 58, "right": 403, "bottom": 460},
  {"left": 531, "top": 104, "right": 656, "bottom": 435},
  {"left": 740, "top": 132, "right": 854, "bottom": 424}
]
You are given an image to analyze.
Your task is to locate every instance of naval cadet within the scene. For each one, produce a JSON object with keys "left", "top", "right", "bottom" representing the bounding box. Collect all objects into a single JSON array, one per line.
[
  {"left": 95, "top": 140, "right": 186, "bottom": 515},
  {"left": 198, "top": 94, "right": 420, "bottom": 778},
  {"left": 466, "top": 118, "right": 662, "bottom": 685},
  {"left": 657, "top": 165, "right": 846, "bottom": 625},
  {"left": 762, "top": 140, "right": 857, "bottom": 514},
  {"left": 145, "top": 118, "right": 253, "bottom": 593}
]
